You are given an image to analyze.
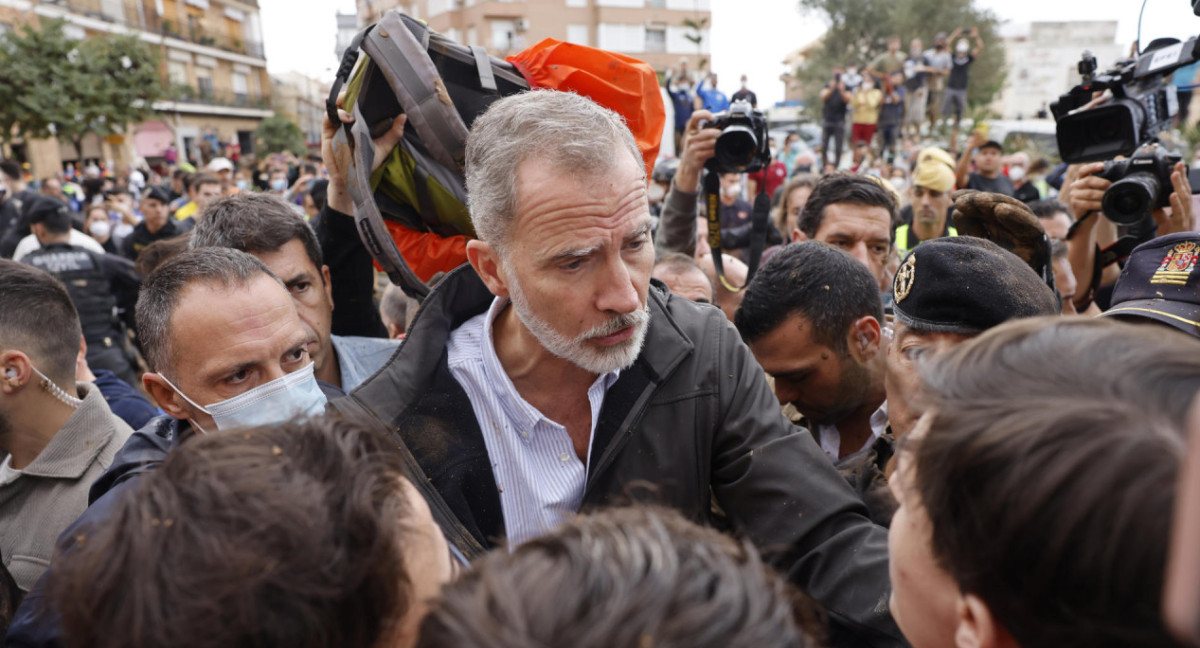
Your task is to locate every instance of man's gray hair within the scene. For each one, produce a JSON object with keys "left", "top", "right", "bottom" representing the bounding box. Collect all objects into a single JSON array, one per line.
[
  {"left": 136, "top": 247, "right": 280, "bottom": 375},
  {"left": 465, "top": 90, "right": 644, "bottom": 252}
]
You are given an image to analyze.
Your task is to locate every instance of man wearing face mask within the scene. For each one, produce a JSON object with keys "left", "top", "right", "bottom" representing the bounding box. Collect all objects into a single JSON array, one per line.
[
  {"left": 6, "top": 247, "right": 333, "bottom": 646},
  {"left": 18, "top": 197, "right": 142, "bottom": 389},
  {"left": 717, "top": 173, "right": 754, "bottom": 262},
  {"left": 1007, "top": 151, "right": 1041, "bottom": 203},
  {"left": 730, "top": 74, "right": 757, "bottom": 108},
  {"left": 943, "top": 27, "right": 984, "bottom": 149}
]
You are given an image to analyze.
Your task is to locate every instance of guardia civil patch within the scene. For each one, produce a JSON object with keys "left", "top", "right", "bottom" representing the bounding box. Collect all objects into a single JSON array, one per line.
[{"left": 1151, "top": 241, "right": 1198, "bottom": 286}]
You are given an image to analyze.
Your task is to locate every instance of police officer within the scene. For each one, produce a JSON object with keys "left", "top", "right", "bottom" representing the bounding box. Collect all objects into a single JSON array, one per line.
[
  {"left": 895, "top": 147, "right": 959, "bottom": 254},
  {"left": 0, "top": 161, "right": 40, "bottom": 259},
  {"left": 19, "top": 196, "right": 141, "bottom": 388},
  {"left": 120, "top": 187, "right": 183, "bottom": 262}
]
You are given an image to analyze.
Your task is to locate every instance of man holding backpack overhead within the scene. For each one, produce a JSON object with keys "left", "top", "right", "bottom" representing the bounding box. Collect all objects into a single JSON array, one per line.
[{"left": 330, "top": 90, "right": 907, "bottom": 648}]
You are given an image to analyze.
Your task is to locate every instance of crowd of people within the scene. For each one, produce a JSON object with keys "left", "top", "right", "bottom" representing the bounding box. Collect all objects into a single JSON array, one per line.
[{"left": 1, "top": 20, "right": 1200, "bottom": 648}]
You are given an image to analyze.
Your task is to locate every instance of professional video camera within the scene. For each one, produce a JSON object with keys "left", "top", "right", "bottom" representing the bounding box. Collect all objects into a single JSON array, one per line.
[
  {"left": 1052, "top": 37, "right": 1199, "bottom": 164},
  {"left": 1052, "top": 37, "right": 1199, "bottom": 225},
  {"left": 699, "top": 100, "right": 770, "bottom": 173}
]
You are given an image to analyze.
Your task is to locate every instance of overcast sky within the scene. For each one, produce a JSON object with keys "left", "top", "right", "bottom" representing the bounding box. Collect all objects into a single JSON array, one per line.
[{"left": 260, "top": 0, "right": 1200, "bottom": 107}]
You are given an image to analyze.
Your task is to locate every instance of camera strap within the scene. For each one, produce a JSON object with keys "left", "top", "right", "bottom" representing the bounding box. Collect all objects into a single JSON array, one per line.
[{"left": 703, "top": 171, "right": 771, "bottom": 292}]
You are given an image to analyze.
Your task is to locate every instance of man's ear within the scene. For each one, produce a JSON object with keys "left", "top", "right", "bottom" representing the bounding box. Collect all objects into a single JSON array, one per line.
[
  {"left": 792, "top": 227, "right": 807, "bottom": 243},
  {"left": 0, "top": 350, "right": 32, "bottom": 395},
  {"left": 143, "top": 373, "right": 190, "bottom": 420},
  {"left": 466, "top": 239, "right": 510, "bottom": 298},
  {"left": 954, "top": 593, "right": 1014, "bottom": 648},
  {"left": 321, "top": 264, "right": 334, "bottom": 310},
  {"left": 847, "top": 316, "right": 883, "bottom": 361}
]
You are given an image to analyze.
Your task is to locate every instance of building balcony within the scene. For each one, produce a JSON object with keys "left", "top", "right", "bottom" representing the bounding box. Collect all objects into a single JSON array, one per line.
[
  {"left": 169, "top": 84, "right": 270, "bottom": 109},
  {"left": 39, "top": 0, "right": 265, "bottom": 59}
]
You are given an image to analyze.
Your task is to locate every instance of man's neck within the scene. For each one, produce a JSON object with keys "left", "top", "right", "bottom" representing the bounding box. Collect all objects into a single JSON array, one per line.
[
  {"left": 3, "top": 390, "right": 77, "bottom": 470},
  {"left": 913, "top": 219, "right": 946, "bottom": 243},
  {"left": 492, "top": 302, "right": 596, "bottom": 398},
  {"left": 41, "top": 234, "right": 70, "bottom": 246},
  {"left": 835, "top": 370, "right": 887, "bottom": 459},
  {"left": 315, "top": 345, "right": 343, "bottom": 389},
  {"left": 720, "top": 195, "right": 737, "bottom": 206},
  {"left": 978, "top": 168, "right": 999, "bottom": 179}
]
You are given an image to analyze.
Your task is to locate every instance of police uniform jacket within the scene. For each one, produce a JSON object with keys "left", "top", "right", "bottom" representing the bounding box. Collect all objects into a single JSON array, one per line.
[
  {"left": 332, "top": 265, "right": 906, "bottom": 648},
  {"left": 19, "top": 242, "right": 141, "bottom": 344}
]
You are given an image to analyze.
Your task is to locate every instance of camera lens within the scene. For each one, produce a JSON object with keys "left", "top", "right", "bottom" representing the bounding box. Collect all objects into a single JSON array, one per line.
[
  {"left": 715, "top": 125, "right": 759, "bottom": 172},
  {"left": 1101, "top": 172, "right": 1159, "bottom": 225}
]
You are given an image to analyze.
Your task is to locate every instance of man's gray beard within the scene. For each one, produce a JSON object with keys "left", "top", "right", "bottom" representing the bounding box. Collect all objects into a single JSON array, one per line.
[{"left": 506, "top": 271, "right": 649, "bottom": 375}]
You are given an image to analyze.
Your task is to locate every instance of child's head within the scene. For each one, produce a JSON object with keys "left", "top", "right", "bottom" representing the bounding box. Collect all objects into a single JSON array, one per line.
[{"left": 889, "top": 317, "right": 1192, "bottom": 648}]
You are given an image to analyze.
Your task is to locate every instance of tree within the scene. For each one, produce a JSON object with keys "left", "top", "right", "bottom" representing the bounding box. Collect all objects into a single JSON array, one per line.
[
  {"left": 255, "top": 115, "right": 306, "bottom": 156},
  {"left": 0, "top": 19, "right": 167, "bottom": 159},
  {"left": 682, "top": 16, "right": 709, "bottom": 71},
  {"left": 793, "top": 0, "right": 1005, "bottom": 121}
]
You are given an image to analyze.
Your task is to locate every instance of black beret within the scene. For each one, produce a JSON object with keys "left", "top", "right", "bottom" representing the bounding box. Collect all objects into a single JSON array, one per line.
[
  {"left": 1103, "top": 232, "right": 1200, "bottom": 338},
  {"left": 143, "top": 185, "right": 171, "bottom": 204},
  {"left": 892, "top": 236, "right": 1060, "bottom": 334}
]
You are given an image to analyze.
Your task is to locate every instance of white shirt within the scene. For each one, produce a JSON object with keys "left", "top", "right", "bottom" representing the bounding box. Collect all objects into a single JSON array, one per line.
[
  {"left": 446, "top": 297, "right": 620, "bottom": 547},
  {"left": 13, "top": 229, "right": 105, "bottom": 261},
  {"left": 0, "top": 455, "right": 23, "bottom": 487},
  {"left": 815, "top": 401, "right": 889, "bottom": 463}
]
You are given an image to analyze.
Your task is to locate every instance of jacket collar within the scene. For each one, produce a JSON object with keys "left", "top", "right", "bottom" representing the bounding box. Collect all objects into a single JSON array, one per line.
[{"left": 20, "top": 383, "right": 122, "bottom": 480}]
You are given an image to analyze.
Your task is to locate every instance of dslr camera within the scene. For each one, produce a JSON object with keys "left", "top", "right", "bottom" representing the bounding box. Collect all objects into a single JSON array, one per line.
[
  {"left": 700, "top": 100, "right": 770, "bottom": 174},
  {"left": 1095, "top": 143, "right": 1181, "bottom": 224}
]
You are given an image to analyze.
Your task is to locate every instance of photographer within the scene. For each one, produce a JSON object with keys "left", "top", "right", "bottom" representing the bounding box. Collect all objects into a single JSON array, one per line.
[
  {"left": 1065, "top": 159, "right": 1194, "bottom": 312},
  {"left": 653, "top": 109, "right": 718, "bottom": 260},
  {"left": 820, "top": 69, "right": 853, "bottom": 170}
]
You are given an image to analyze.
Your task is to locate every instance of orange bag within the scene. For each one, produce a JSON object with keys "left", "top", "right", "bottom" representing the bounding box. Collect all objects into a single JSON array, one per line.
[{"left": 508, "top": 39, "right": 665, "bottom": 180}]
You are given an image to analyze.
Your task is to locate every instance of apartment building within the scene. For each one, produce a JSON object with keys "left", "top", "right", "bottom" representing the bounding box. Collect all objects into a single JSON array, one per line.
[
  {"left": 356, "top": 0, "right": 712, "bottom": 74},
  {"left": 0, "top": 0, "right": 271, "bottom": 178},
  {"left": 272, "top": 71, "right": 328, "bottom": 153}
]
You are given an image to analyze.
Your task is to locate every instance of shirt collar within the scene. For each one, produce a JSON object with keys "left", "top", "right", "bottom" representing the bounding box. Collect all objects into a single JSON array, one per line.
[{"left": 19, "top": 383, "right": 120, "bottom": 480}]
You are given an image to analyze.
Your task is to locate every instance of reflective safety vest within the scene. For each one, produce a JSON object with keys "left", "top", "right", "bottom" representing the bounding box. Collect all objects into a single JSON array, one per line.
[{"left": 895, "top": 224, "right": 957, "bottom": 256}]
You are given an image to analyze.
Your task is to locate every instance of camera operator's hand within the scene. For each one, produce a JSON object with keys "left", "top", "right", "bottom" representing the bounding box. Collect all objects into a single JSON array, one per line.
[
  {"left": 322, "top": 90, "right": 408, "bottom": 215},
  {"left": 675, "top": 110, "right": 719, "bottom": 194},
  {"left": 1153, "top": 161, "right": 1195, "bottom": 235},
  {"left": 1067, "top": 161, "right": 1110, "bottom": 219}
]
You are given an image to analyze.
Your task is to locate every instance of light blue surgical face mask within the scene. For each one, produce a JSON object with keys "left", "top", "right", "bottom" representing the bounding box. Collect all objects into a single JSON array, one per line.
[
  {"left": 159, "top": 362, "right": 327, "bottom": 433},
  {"left": 236, "top": 180, "right": 249, "bottom": 191},
  {"left": 271, "top": 178, "right": 288, "bottom": 192}
]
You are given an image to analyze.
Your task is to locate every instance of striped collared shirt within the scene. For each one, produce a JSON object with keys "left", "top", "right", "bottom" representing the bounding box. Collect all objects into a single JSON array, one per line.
[{"left": 446, "top": 297, "right": 619, "bottom": 547}]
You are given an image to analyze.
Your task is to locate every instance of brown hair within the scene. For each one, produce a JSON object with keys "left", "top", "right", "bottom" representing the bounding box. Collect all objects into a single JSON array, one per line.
[
  {"left": 417, "top": 506, "right": 823, "bottom": 648},
  {"left": 47, "top": 414, "right": 415, "bottom": 648},
  {"left": 911, "top": 317, "right": 1194, "bottom": 648}
]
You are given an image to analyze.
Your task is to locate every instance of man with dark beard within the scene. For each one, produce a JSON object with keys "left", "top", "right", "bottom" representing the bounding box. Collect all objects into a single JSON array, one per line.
[
  {"left": 736, "top": 242, "right": 894, "bottom": 526},
  {"left": 331, "top": 90, "right": 907, "bottom": 647}
]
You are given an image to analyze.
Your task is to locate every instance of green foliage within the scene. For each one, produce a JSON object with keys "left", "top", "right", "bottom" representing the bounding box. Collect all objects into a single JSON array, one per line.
[
  {"left": 682, "top": 16, "right": 709, "bottom": 70},
  {"left": 255, "top": 115, "right": 306, "bottom": 156},
  {"left": 0, "top": 19, "right": 167, "bottom": 155},
  {"left": 793, "top": 0, "right": 1006, "bottom": 119}
]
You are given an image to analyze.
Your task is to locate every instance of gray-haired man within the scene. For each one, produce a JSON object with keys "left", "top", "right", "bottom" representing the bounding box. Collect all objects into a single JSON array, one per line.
[{"left": 334, "top": 89, "right": 905, "bottom": 646}]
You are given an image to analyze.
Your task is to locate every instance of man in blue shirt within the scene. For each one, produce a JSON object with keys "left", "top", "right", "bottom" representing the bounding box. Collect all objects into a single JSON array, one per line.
[{"left": 694, "top": 73, "right": 730, "bottom": 113}]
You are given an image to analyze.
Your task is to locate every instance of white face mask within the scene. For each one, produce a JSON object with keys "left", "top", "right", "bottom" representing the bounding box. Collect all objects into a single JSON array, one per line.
[
  {"left": 88, "top": 220, "right": 111, "bottom": 238},
  {"left": 862, "top": 81, "right": 875, "bottom": 90},
  {"left": 956, "top": 40, "right": 969, "bottom": 54},
  {"left": 890, "top": 177, "right": 908, "bottom": 191},
  {"left": 1009, "top": 166, "right": 1027, "bottom": 182},
  {"left": 721, "top": 184, "right": 740, "bottom": 198},
  {"left": 159, "top": 362, "right": 328, "bottom": 433}
]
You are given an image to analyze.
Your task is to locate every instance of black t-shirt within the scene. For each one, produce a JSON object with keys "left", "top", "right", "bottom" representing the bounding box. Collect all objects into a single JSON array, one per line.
[
  {"left": 903, "top": 54, "right": 929, "bottom": 91},
  {"left": 1014, "top": 181, "right": 1041, "bottom": 204},
  {"left": 967, "top": 172, "right": 1015, "bottom": 197},
  {"left": 731, "top": 88, "right": 758, "bottom": 107},
  {"left": 948, "top": 53, "right": 973, "bottom": 90},
  {"left": 823, "top": 87, "right": 848, "bottom": 124}
]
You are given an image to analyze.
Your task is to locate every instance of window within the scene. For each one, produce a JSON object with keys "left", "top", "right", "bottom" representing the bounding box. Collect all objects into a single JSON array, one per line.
[
  {"left": 597, "top": 23, "right": 645, "bottom": 53},
  {"left": 467, "top": 27, "right": 477, "bottom": 47},
  {"left": 566, "top": 0, "right": 586, "bottom": 6},
  {"left": 566, "top": 24, "right": 589, "bottom": 47},
  {"left": 168, "top": 60, "right": 189, "bottom": 85},
  {"left": 491, "top": 20, "right": 514, "bottom": 50},
  {"left": 232, "top": 72, "right": 248, "bottom": 105},
  {"left": 100, "top": 0, "right": 126, "bottom": 21},
  {"left": 195, "top": 68, "right": 213, "bottom": 98},
  {"left": 645, "top": 27, "right": 665, "bottom": 53}
]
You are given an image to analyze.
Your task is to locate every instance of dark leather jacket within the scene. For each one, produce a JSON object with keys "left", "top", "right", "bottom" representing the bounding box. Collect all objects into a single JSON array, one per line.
[{"left": 332, "top": 265, "right": 906, "bottom": 647}]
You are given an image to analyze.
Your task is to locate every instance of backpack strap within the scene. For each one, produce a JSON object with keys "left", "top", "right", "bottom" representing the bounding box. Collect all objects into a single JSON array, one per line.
[
  {"left": 470, "top": 45, "right": 498, "bottom": 92},
  {"left": 337, "top": 105, "right": 431, "bottom": 299},
  {"left": 361, "top": 11, "right": 470, "bottom": 174}
]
